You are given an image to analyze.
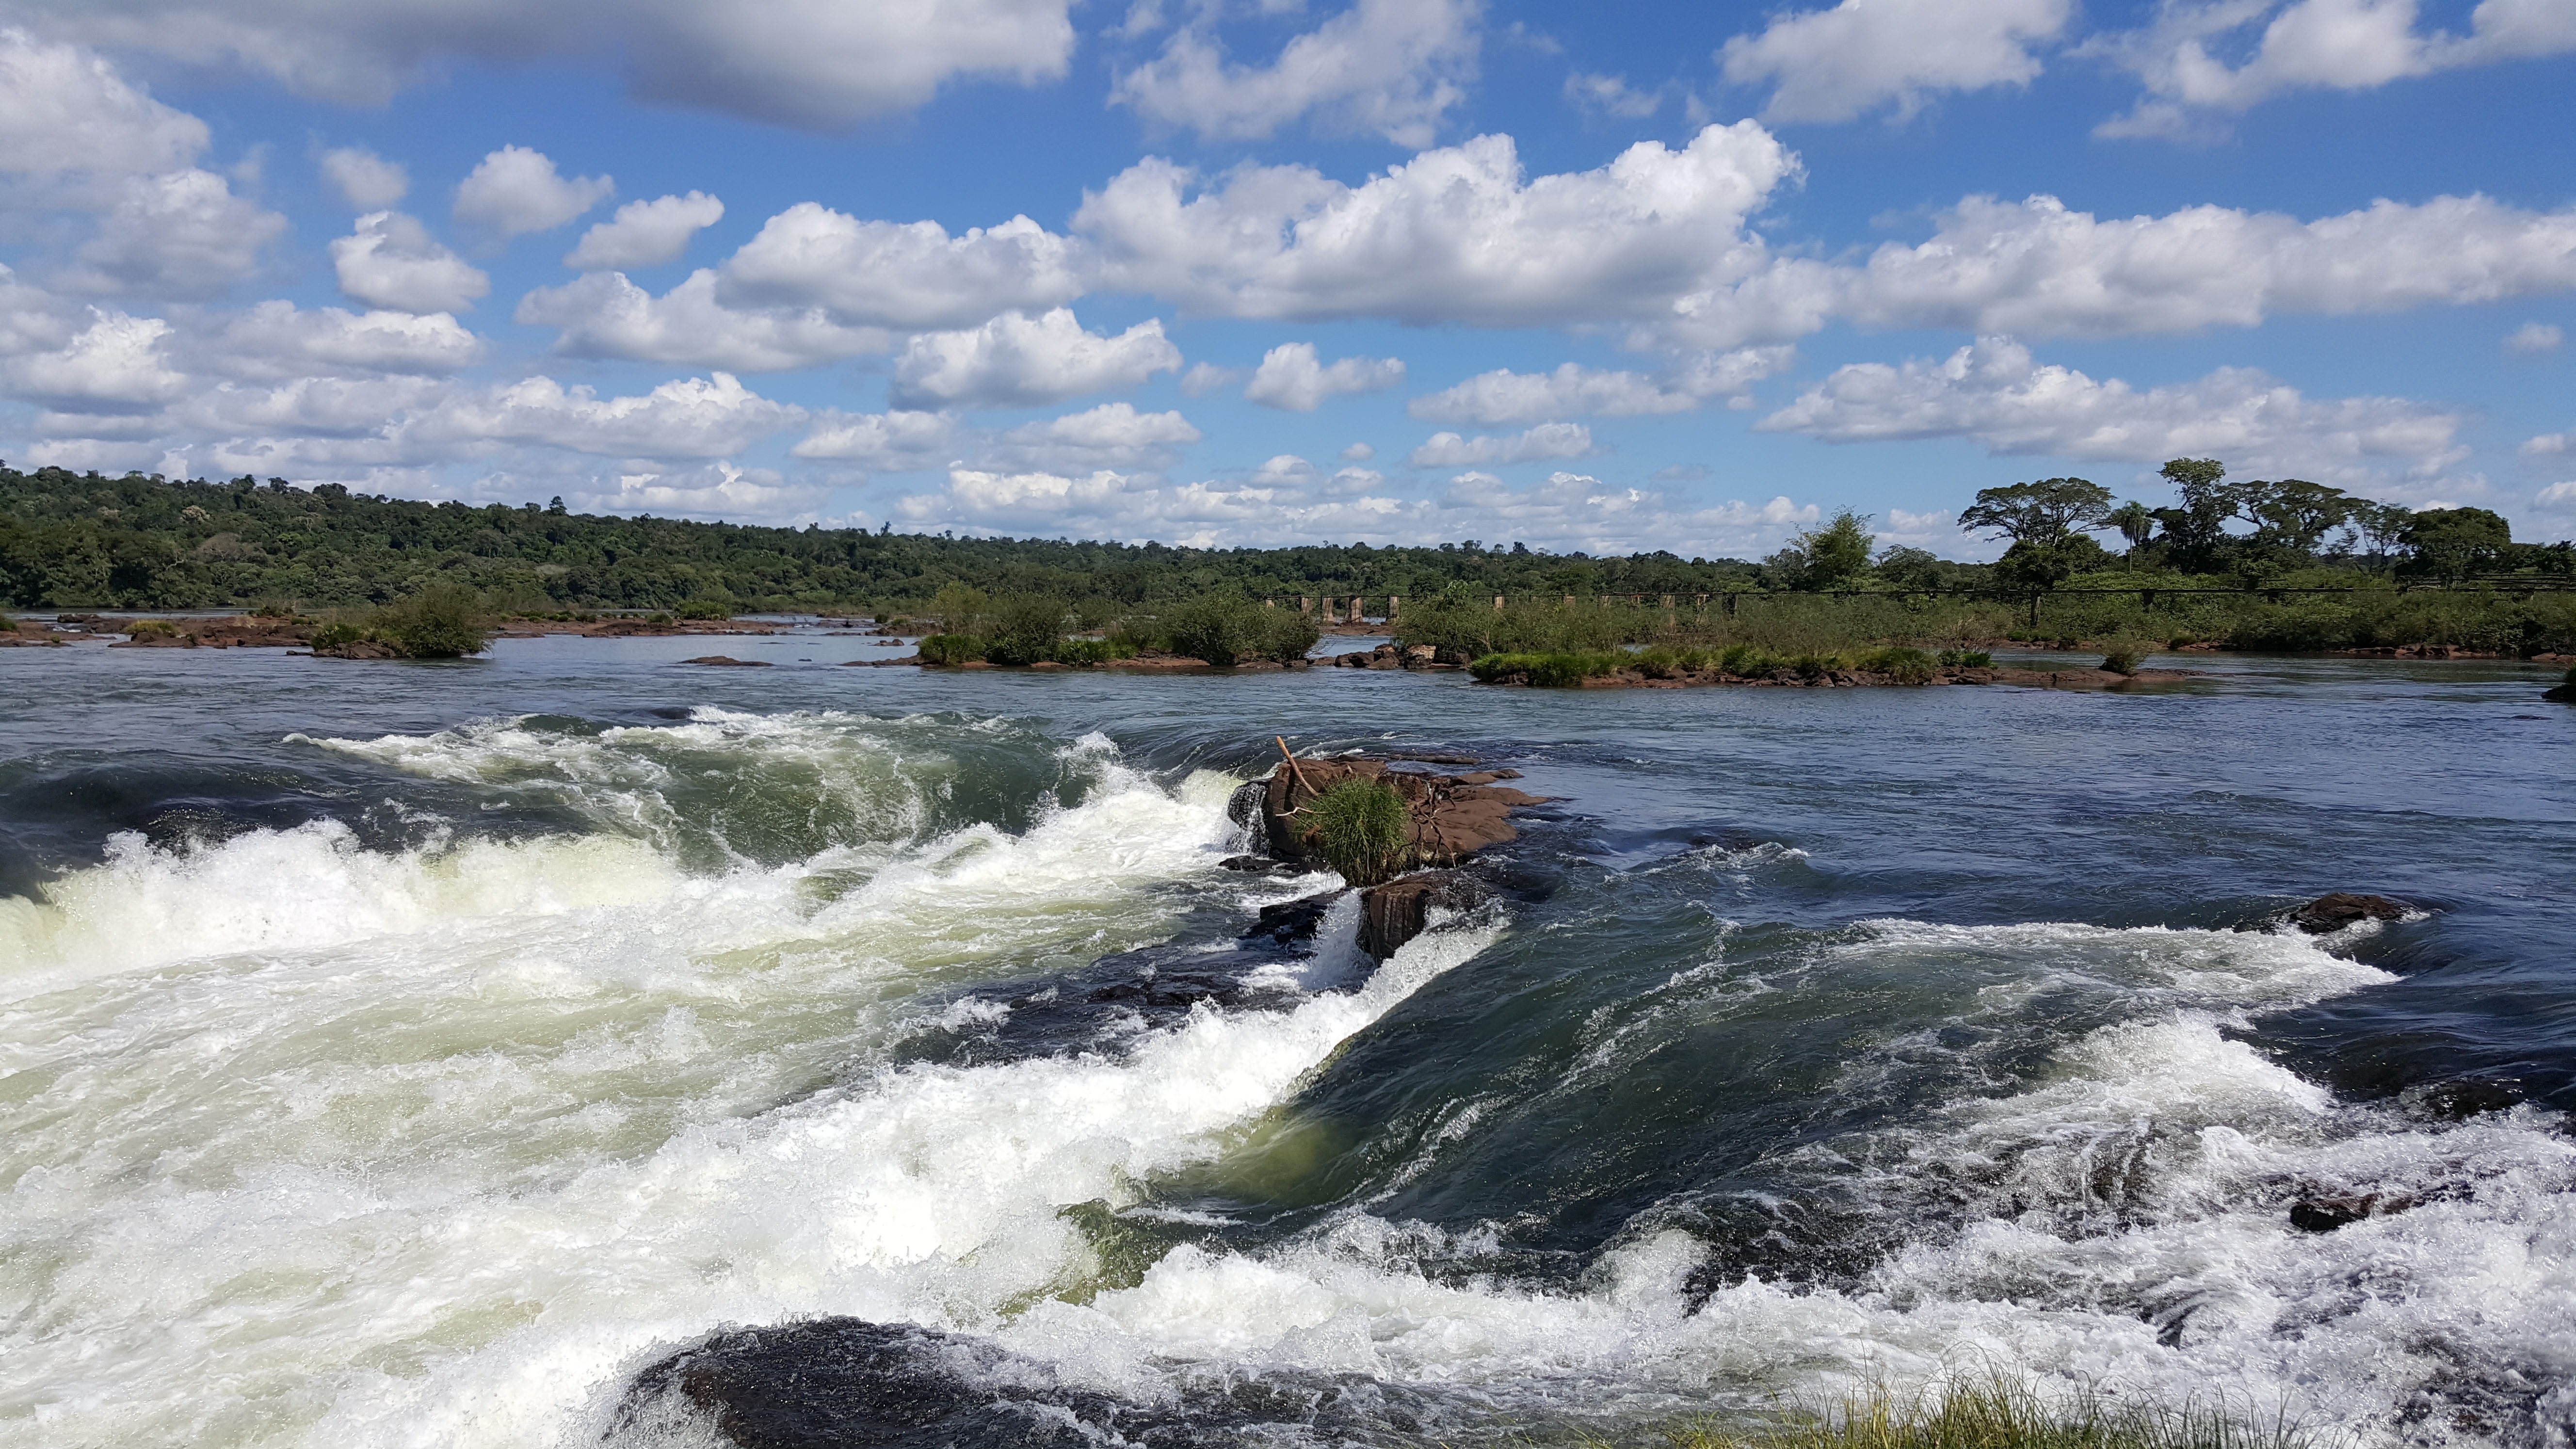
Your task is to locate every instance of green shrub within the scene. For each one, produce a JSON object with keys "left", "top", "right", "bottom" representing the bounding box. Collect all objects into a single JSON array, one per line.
[
  {"left": 1162, "top": 595, "right": 1309, "bottom": 667},
  {"left": 2101, "top": 644, "right": 2146, "bottom": 675},
  {"left": 917, "top": 633, "right": 985, "bottom": 665},
  {"left": 1257, "top": 605, "right": 1322, "bottom": 662},
  {"left": 125, "top": 618, "right": 179, "bottom": 637},
  {"left": 930, "top": 582, "right": 990, "bottom": 639},
  {"left": 1050, "top": 636, "right": 1129, "bottom": 666},
  {"left": 309, "top": 620, "right": 363, "bottom": 648},
  {"left": 1717, "top": 644, "right": 1780, "bottom": 676},
  {"left": 675, "top": 598, "right": 731, "bottom": 621},
  {"left": 1858, "top": 645, "right": 1936, "bottom": 684},
  {"left": 647, "top": 612, "right": 675, "bottom": 624},
  {"left": 371, "top": 583, "right": 491, "bottom": 658},
  {"left": 249, "top": 597, "right": 297, "bottom": 618},
  {"left": 984, "top": 594, "right": 1069, "bottom": 665},
  {"left": 1305, "top": 778, "right": 1411, "bottom": 886},
  {"left": 1467, "top": 651, "right": 1624, "bottom": 686},
  {"left": 1787, "top": 652, "right": 1836, "bottom": 682},
  {"left": 1937, "top": 648, "right": 1992, "bottom": 668}
]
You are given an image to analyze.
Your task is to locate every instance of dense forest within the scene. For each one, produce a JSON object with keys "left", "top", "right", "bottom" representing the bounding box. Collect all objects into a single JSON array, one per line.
[{"left": 0, "top": 463, "right": 2567, "bottom": 614}]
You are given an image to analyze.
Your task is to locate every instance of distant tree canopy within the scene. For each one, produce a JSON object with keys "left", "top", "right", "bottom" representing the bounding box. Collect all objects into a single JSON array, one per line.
[
  {"left": 0, "top": 464, "right": 2563, "bottom": 613},
  {"left": 0, "top": 467, "right": 1768, "bottom": 612}
]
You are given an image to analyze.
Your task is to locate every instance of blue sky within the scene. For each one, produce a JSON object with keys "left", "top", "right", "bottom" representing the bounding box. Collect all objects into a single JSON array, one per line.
[{"left": 0, "top": 0, "right": 2570, "bottom": 559}]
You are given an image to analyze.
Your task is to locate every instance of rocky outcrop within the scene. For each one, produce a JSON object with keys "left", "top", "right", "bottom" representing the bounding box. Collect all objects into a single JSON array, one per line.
[
  {"left": 1328, "top": 642, "right": 1462, "bottom": 670},
  {"left": 1259, "top": 755, "right": 1538, "bottom": 865},
  {"left": 2289, "top": 892, "right": 2413, "bottom": 933},
  {"left": 309, "top": 639, "right": 402, "bottom": 659},
  {"left": 1358, "top": 870, "right": 1481, "bottom": 960},
  {"left": 681, "top": 655, "right": 771, "bottom": 666}
]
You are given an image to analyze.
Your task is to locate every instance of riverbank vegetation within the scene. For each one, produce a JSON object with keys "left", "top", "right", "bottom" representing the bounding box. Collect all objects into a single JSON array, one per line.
[
  {"left": 4, "top": 462, "right": 2571, "bottom": 658},
  {"left": 308, "top": 583, "right": 493, "bottom": 659}
]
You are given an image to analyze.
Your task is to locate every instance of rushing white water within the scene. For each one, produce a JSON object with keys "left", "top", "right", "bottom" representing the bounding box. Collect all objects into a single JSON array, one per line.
[{"left": 3, "top": 710, "right": 2570, "bottom": 1448}]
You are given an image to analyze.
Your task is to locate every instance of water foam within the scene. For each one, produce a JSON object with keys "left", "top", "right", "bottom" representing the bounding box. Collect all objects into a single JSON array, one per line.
[{"left": 0, "top": 738, "right": 1400, "bottom": 1449}]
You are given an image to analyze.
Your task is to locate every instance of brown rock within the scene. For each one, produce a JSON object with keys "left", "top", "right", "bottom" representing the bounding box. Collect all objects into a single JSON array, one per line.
[
  {"left": 2288, "top": 893, "right": 2412, "bottom": 933},
  {"left": 682, "top": 655, "right": 771, "bottom": 667},
  {"left": 1357, "top": 870, "right": 1481, "bottom": 960},
  {"left": 1260, "top": 755, "right": 1542, "bottom": 866}
]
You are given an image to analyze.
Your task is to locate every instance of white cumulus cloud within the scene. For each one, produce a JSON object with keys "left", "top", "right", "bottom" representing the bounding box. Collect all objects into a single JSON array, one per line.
[
  {"left": 1758, "top": 335, "right": 2467, "bottom": 483},
  {"left": 1076, "top": 122, "right": 1794, "bottom": 327},
  {"left": 1408, "top": 349, "right": 1793, "bottom": 425},
  {"left": 0, "top": 28, "right": 207, "bottom": 176},
  {"left": 5, "top": 307, "right": 189, "bottom": 412},
  {"left": 1407, "top": 421, "right": 1593, "bottom": 467},
  {"left": 789, "top": 409, "right": 958, "bottom": 468},
  {"left": 64, "top": 168, "right": 285, "bottom": 300},
  {"left": 1243, "top": 342, "right": 1405, "bottom": 410},
  {"left": 517, "top": 270, "right": 890, "bottom": 371},
  {"left": 332, "top": 211, "right": 490, "bottom": 314},
  {"left": 2093, "top": 0, "right": 2576, "bottom": 138},
  {"left": 1720, "top": 0, "right": 2073, "bottom": 123},
  {"left": 988, "top": 401, "right": 1202, "bottom": 471},
  {"left": 889, "top": 308, "right": 1182, "bottom": 410},
  {"left": 453, "top": 145, "right": 612, "bottom": 237},
  {"left": 718, "top": 205, "right": 1086, "bottom": 330},
  {"left": 566, "top": 191, "right": 725, "bottom": 270},
  {"left": 1665, "top": 191, "right": 2576, "bottom": 347},
  {"left": 1113, "top": 0, "right": 1480, "bottom": 148},
  {"left": 2506, "top": 321, "right": 2564, "bottom": 354},
  {"left": 319, "top": 146, "right": 407, "bottom": 209},
  {"left": 198, "top": 300, "right": 483, "bottom": 380},
  {"left": 5, "top": 0, "right": 1080, "bottom": 130},
  {"left": 406, "top": 371, "right": 802, "bottom": 459}
]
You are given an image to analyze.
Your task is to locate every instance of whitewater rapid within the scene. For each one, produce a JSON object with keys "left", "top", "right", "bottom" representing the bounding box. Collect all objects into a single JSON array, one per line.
[{"left": 2, "top": 707, "right": 2569, "bottom": 1449}]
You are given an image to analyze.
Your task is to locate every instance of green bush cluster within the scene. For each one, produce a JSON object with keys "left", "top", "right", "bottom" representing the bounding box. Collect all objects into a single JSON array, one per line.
[
  {"left": 917, "top": 633, "right": 984, "bottom": 665},
  {"left": 1467, "top": 651, "right": 1627, "bottom": 686},
  {"left": 307, "top": 582, "right": 492, "bottom": 658},
  {"left": 1157, "top": 596, "right": 1320, "bottom": 667},
  {"left": 1472, "top": 642, "right": 1969, "bottom": 687},
  {"left": 674, "top": 597, "right": 732, "bottom": 620},
  {"left": 1304, "top": 778, "right": 1413, "bottom": 886}
]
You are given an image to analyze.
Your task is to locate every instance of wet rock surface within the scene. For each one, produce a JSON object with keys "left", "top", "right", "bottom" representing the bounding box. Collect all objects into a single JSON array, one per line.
[
  {"left": 2289, "top": 892, "right": 2414, "bottom": 933},
  {"left": 618, "top": 1319, "right": 1438, "bottom": 1449}
]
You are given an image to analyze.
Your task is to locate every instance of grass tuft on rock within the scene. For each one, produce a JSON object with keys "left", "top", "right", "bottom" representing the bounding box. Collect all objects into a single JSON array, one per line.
[
  {"left": 1305, "top": 778, "right": 1412, "bottom": 886},
  {"left": 1656, "top": 1376, "right": 2310, "bottom": 1449}
]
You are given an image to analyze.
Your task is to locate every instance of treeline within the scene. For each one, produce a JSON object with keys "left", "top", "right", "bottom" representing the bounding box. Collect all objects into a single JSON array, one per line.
[
  {"left": 0, "top": 462, "right": 2567, "bottom": 616},
  {"left": 0, "top": 467, "right": 1764, "bottom": 612}
]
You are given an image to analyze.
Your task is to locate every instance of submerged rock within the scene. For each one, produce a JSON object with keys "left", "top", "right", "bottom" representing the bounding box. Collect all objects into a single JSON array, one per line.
[
  {"left": 2289, "top": 892, "right": 2413, "bottom": 933},
  {"left": 681, "top": 655, "right": 771, "bottom": 667}
]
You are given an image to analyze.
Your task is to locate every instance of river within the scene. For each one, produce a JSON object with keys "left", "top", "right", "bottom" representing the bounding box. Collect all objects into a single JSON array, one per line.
[{"left": 2, "top": 632, "right": 2571, "bottom": 1448}]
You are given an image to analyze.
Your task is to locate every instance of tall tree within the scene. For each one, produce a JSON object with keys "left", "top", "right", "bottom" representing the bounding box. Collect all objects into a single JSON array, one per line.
[
  {"left": 2399, "top": 507, "right": 2512, "bottom": 583},
  {"left": 1959, "top": 478, "right": 2114, "bottom": 546}
]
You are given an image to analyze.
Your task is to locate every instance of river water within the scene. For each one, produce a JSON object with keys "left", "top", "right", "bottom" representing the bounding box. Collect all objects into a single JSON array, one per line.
[{"left": 2, "top": 632, "right": 2571, "bottom": 1449}]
